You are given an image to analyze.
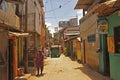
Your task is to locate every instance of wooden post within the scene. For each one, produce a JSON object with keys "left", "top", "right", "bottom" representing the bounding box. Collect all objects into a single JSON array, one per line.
[
  {"left": 13, "top": 37, "right": 18, "bottom": 77},
  {"left": 24, "top": 0, "right": 28, "bottom": 73}
]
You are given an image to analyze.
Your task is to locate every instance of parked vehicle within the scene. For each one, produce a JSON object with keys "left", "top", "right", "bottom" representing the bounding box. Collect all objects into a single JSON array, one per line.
[{"left": 50, "top": 45, "right": 61, "bottom": 58}]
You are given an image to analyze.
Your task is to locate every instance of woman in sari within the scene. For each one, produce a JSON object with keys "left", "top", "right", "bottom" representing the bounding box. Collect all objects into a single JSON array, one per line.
[{"left": 35, "top": 50, "right": 44, "bottom": 76}]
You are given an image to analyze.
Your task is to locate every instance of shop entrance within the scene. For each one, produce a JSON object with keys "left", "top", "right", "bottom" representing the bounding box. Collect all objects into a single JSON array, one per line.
[
  {"left": 8, "top": 39, "right": 14, "bottom": 80},
  {"left": 83, "top": 40, "right": 86, "bottom": 64},
  {"left": 99, "top": 34, "right": 110, "bottom": 76}
]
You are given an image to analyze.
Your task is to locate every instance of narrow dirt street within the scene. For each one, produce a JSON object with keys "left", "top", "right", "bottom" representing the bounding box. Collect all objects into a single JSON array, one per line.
[{"left": 29, "top": 54, "right": 110, "bottom": 80}]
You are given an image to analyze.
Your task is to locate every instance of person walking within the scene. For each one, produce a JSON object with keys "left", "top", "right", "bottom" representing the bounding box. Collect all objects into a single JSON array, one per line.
[{"left": 35, "top": 49, "right": 44, "bottom": 76}]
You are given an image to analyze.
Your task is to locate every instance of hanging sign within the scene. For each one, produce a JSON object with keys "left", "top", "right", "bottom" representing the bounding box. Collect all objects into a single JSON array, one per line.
[
  {"left": 97, "top": 18, "right": 108, "bottom": 34},
  {"left": 107, "top": 36, "right": 115, "bottom": 53}
]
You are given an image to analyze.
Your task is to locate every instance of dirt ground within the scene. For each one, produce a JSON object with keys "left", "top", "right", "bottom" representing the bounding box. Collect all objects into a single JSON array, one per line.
[{"left": 29, "top": 54, "right": 110, "bottom": 80}]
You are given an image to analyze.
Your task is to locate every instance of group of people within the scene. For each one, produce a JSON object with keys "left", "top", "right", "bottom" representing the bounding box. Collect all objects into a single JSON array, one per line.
[{"left": 35, "top": 48, "right": 44, "bottom": 76}]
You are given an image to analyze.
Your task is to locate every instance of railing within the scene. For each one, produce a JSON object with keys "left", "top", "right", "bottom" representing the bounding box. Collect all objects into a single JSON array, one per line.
[
  {"left": 0, "top": 9, "right": 20, "bottom": 30},
  {"left": 6, "top": 0, "right": 24, "bottom": 4}
]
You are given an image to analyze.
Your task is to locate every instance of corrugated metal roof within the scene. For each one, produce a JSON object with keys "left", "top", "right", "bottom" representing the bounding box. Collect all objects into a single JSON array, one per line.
[
  {"left": 92, "top": 0, "right": 120, "bottom": 16},
  {"left": 9, "top": 31, "right": 29, "bottom": 37},
  {"left": 74, "top": 0, "right": 93, "bottom": 10}
]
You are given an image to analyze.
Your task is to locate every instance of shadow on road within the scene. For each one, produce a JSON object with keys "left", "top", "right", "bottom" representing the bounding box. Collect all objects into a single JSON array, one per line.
[
  {"left": 35, "top": 73, "right": 46, "bottom": 77},
  {"left": 74, "top": 65, "right": 110, "bottom": 80}
]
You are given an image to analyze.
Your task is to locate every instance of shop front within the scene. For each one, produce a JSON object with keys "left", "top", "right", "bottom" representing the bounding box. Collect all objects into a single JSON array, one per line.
[
  {"left": 108, "top": 11, "right": 120, "bottom": 80},
  {"left": 97, "top": 17, "right": 110, "bottom": 76}
]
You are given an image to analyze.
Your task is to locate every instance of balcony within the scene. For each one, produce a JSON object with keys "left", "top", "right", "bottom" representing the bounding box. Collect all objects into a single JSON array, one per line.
[
  {"left": 38, "top": 0, "right": 44, "bottom": 7},
  {"left": 5, "top": 0, "right": 24, "bottom": 4},
  {"left": 0, "top": 9, "right": 20, "bottom": 30}
]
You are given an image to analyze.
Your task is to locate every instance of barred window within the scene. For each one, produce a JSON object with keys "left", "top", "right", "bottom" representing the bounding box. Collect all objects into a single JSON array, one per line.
[
  {"left": 114, "top": 26, "right": 120, "bottom": 53},
  {"left": 87, "top": 34, "right": 96, "bottom": 43}
]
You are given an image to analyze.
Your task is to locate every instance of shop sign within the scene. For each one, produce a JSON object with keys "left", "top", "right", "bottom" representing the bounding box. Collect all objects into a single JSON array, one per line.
[
  {"left": 97, "top": 18, "right": 108, "bottom": 33},
  {"left": 107, "top": 36, "right": 115, "bottom": 53}
]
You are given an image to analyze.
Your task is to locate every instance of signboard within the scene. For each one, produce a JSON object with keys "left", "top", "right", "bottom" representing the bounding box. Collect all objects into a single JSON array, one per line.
[
  {"left": 64, "top": 31, "right": 80, "bottom": 36},
  {"left": 107, "top": 36, "right": 115, "bottom": 53},
  {"left": 97, "top": 18, "right": 108, "bottom": 33}
]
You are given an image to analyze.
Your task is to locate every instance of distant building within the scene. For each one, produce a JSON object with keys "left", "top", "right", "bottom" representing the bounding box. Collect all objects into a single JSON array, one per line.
[
  {"left": 54, "top": 27, "right": 58, "bottom": 32},
  {"left": 59, "top": 21, "right": 69, "bottom": 28},
  {"left": 69, "top": 18, "right": 78, "bottom": 26},
  {"left": 59, "top": 18, "right": 78, "bottom": 28},
  {"left": 53, "top": 32, "right": 60, "bottom": 45}
]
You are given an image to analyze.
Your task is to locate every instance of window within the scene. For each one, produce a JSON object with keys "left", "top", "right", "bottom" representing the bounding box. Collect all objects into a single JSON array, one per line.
[
  {"left": 0, "top": 5, "right": 2, "bottom": 9},
  {"left": 87, "top": 34, "right": 96, "bottom": 43},
  {"left": 114, "top": 26, "right": 120, "bottom": 53}
]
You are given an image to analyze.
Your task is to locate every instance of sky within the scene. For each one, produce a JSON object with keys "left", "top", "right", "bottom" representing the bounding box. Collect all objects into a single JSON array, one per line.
[{"left": 43, "top": 0, "right": 82, "bottom": 34}]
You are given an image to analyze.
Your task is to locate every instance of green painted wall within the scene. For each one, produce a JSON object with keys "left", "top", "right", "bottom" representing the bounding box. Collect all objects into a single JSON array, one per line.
[
  {"left": 108, "top": 11, "right": 120, "bottom": 36},
  {"left": 109, "top": 53, "right": 120, "bottom": 80},
  {"left": 99, "top": 34, "right": 105, "bottom": 74},
  {"left": 108, "top": 11, "right": 120, "bottom": 80}
]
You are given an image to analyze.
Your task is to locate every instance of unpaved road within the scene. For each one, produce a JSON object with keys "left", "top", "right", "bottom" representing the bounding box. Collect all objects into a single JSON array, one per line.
[{"left": 29, "top": 54, "right": 110, "bottom": 80}]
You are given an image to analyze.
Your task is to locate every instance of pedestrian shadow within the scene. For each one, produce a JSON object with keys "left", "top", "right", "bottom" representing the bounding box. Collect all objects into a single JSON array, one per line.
[
  {"left": 35, "top": 73, "right": 46, "bottom": 77},
  {"left": 74, "top": 65, "right": 110, "bottom": 80}
]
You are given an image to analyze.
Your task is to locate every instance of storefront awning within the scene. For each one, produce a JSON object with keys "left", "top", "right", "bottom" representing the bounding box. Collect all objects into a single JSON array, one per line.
[
  {"left": 9, "top": 31, "right": 29, "bottom": 37},
  {"left": 64, "top": 36, "right": 78, "bottom": 42}
]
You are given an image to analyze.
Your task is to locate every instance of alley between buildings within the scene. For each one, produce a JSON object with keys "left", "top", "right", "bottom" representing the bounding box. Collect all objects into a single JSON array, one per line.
[{"left": 29, "top": 54, "right": 110, "bottom": 80}]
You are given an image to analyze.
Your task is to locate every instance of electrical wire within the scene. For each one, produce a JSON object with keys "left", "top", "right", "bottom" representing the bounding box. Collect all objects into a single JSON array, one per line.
[
  {"left": 45, "top": 16, "right": 77, "bottom": 19},
  {"left": 50, "top": 0, "right": 58, "bottom": 24},
  {"left": 45, "top": 0, "right": 73, "bottom": 13}
]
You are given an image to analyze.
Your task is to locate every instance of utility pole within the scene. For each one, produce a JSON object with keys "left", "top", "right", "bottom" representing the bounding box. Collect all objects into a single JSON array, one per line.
[{"left": 24, "top": 0, "right": 28, "bottom": 73}]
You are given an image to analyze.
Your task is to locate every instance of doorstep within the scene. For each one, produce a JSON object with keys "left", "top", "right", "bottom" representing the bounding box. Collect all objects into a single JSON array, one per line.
[{"left": 14, "top": 74, "right": 31, "bottom": 80}]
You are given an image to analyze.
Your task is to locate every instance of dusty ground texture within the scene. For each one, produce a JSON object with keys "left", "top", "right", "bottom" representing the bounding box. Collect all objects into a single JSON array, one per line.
[{"left": 29, "top": 54, "right": 110, "bottom": 80}]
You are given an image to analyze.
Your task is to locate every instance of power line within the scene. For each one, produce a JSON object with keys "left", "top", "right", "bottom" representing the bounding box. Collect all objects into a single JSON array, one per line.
[
  {"left": 45, "top": 16, "right": 77, "bottom": 19},
  {"left": 50, "top": 0, "right": 58, "bottom": 24},
  {"left": 45, "top": 0, "right": 73, "bottom": 13}
]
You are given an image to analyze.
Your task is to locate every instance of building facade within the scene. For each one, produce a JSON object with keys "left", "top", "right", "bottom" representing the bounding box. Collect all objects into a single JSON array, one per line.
[
  {"left": 17, "top": 0, "right": 45, "bottom": 73},
  {"left": 59, "top": 18, "right": 78, "bottom": 29},
  {"left": 0, "top": 0, "right": 45, "bottom": 79},
  {"left": 0, "top": 0, "right": 21, "bottom": 80},
  {"left": 75, "top": 0, "right": 120, "bottom": 80}
]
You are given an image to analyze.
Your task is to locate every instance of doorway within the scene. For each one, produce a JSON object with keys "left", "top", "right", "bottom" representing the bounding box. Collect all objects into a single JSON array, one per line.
[
  {"left": 99, "top": 34, "right": 110, "bottom": 76},
  {"left": 83, "top": 40, "right": 86, "bottom": 64},
  {"left": 8, "top": 39, "right": 14, "bottom": 80}
]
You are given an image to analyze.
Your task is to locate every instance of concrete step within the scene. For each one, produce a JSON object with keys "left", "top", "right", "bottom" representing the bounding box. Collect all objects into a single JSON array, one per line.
[{"left": 15, "top": 74, "right": 31, "bottom": 80}]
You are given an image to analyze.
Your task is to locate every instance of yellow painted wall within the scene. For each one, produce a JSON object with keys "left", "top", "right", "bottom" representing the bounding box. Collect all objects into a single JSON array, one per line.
[
  {"left": 76, "top": 40, "right": 82, "bottom": 61},
  {"left": 80, "top": 13, "right": 99, "bottom": 71}
]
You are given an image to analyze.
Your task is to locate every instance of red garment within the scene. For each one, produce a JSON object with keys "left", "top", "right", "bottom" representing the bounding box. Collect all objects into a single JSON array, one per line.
[{"left": 35, "top": 51, "right": 44, "bottom": 68}]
